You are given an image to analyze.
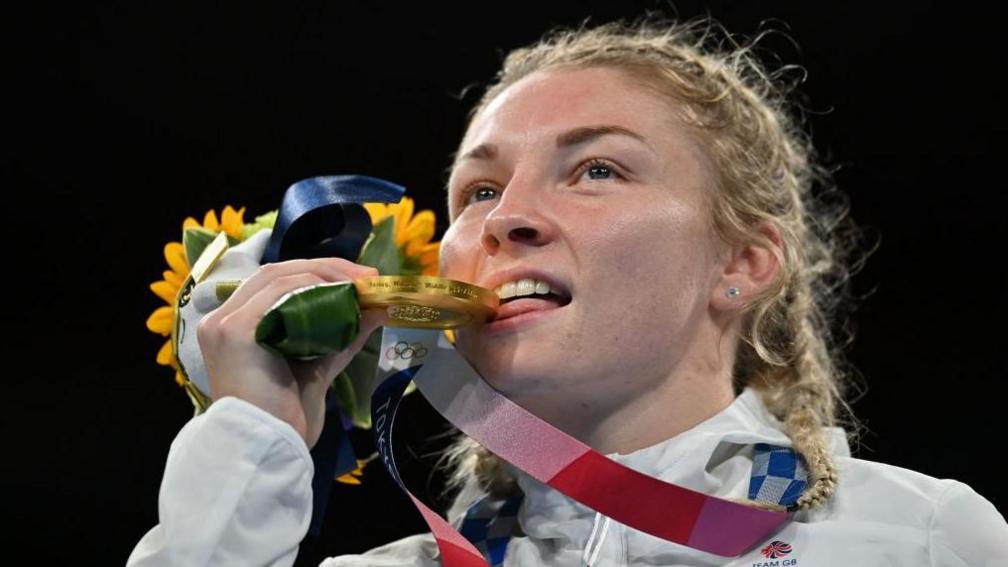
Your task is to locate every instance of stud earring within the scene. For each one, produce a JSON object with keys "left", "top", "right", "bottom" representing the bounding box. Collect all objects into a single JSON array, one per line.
[{"left": 725, "top": 287, "right": 741, "bottom": 298}]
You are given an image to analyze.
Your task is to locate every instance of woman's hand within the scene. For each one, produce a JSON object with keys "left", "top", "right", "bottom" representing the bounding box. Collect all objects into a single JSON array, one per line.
[{"left": 196, "top": 258, "right": 387, "bottom": 448}]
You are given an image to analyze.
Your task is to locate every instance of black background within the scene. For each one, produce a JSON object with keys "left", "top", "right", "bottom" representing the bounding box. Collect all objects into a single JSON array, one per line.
[{"left": 8, "top": 1, "right": 1006, "bottom": 564}]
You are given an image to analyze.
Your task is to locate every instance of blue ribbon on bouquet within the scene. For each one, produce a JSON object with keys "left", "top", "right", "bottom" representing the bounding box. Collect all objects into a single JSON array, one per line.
[{"left": 259, "top": 174, "right": 405, "bottom": 535}]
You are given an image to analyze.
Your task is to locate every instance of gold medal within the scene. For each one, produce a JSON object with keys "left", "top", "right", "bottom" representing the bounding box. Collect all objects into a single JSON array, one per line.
[
  {"left": 355, "top": 275, "right": 498, "bottom": 329},
  {"left": 215, "top": 274, "right": 497, "bottom": 329}
]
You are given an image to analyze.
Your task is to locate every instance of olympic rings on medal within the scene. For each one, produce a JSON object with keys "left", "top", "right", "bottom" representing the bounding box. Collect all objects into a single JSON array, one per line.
[{"left": 385, "top": 340, "right": 429, "bottom": 361}]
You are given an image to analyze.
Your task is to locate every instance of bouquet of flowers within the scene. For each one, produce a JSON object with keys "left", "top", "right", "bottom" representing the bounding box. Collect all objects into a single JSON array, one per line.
[{"left": 146, "top": 185, "right": 441, "bottom": 485}]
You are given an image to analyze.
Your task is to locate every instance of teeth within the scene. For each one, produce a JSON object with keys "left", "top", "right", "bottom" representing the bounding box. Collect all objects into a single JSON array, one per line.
[
  {"left": 499, "top": 281, "right": 517, "bottom": 299},
  {"left": 494, "top": 278, "right": 555, "bottom": 300},
  {"left": 516, "top": 278, "right": 535, "bottom": 296}
]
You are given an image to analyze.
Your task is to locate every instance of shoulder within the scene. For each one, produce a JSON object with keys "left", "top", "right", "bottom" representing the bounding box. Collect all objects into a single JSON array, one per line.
[
  {"left": 821, "top": 455, "right": 1008, "bottom": 563},
  {"left": 317, "top": 478, "right": 490, "bottom": 566},
  {"left": 319, "top": 533, "right": 440, "bottom": 567},
  {"left": 829, "top": 456, "right": 963, "bottom": 518}
]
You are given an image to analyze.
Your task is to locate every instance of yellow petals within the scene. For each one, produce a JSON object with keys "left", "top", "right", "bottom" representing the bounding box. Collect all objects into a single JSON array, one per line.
[
  {"left": 146, "top": 306, "right": 174, "bottom": 335},
  {"left": 417, "top": 241, "right": 440, "bottom": 257},
  {"left": 363, "top": 202, "right": 390, "bottom": 223},
  {"left": 151, "top": 198, "right": 438, "bottom": 404},
  {"left": 202, "top": 209, "right": 220, "bottom": 231},
  {"left": 153, "top": 205, "right": 252, "bottom": 389},
  {"left": 363, "top": 197, "right": 441, "bottom": 276},
  {"left": 392, "top": 198, "right": 415, "bottom": 246},
  {"left": 162, "top": 269, "right": 184, "bottom": 289},
  {"left": 220, "top": 205, "right": 246, "bottom": 239},
  {"left": 184, "top": 206, "right": 246, "bottom": 239},
  {"left": 150, "top": 280, "right": 178, "bottom": 305},
  {"left": 403, "top": 210, "right": 435, "bottom": 251},
  {"left": 335, "top": 473, "right": 362, "bottom": 485},
  {"left": 335, "top": 458, "right": 368, "bottom": 485},
  {"left": 156, "top": 339, "right": 174, "bottom": 366},
  {"left": 418, "top": 242, "right": 440, "bottom": 276},
  {"left": 164, "top": 242, "right": 189, "bottom": 275}
]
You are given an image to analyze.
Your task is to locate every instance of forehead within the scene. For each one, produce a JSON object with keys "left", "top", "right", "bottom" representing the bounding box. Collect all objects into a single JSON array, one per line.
[{"left": 459, "top": 66, "right": 691, "bottom": 156}]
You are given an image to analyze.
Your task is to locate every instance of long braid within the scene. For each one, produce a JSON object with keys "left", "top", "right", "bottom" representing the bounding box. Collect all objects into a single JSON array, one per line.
[
  {"left": 779, "top": 313, "right": 840, "bottom": 510},
  {"left": 750, "top": 205, "right": 856, "bottom": 511},
  {"left": 790, "top": 285, "right": 840, "bottom": 506}
]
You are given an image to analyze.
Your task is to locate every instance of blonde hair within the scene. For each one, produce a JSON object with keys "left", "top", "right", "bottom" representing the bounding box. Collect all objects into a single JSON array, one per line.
[{"left": 437, "top": 15, "right": 871, "bottom": 512}]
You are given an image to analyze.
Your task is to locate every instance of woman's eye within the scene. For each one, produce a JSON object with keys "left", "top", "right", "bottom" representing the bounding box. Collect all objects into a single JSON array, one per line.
[
  {"left": 464, "top": 186, "right": 499, "bottom": 206},
  {"left": 577, "top": 159, "right": 621, "bottom": 182},
  {"left": 586, "top": 164, "right": 613, "bottom": 180}
]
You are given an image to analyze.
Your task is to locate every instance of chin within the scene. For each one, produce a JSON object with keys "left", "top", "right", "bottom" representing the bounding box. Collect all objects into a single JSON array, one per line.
[{"left": 460, "top": 344, "right": 566, "bottom": 396}]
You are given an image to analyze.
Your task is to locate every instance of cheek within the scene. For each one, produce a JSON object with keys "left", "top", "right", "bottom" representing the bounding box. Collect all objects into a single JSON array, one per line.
[
  {"left": 583, "top": 204, "right": 713, "bottom": 307},
  {"left": 584, "top": 203, "right": 699, "bottom": 268},
  {"left": 437, "top": 223, "right": 474, "bottom": 280}
]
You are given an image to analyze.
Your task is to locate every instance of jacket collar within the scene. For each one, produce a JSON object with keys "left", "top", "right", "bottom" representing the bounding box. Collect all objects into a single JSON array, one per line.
[{"left": 499, "top": 387, "right": 850, "bottom": 546}]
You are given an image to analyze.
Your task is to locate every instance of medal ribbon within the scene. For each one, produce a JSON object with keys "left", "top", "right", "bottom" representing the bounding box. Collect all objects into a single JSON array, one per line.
[
  {"left": 259, "top": 174, "right": 405, "bottom": 535},
  {"left": 372, "top": 327, "right": 791, "bottom": 564}
]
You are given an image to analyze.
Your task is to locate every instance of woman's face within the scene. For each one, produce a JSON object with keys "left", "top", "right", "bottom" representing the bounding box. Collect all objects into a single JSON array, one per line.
[{"left": 441, "top": 66, "right": 730, "bottom": 413}]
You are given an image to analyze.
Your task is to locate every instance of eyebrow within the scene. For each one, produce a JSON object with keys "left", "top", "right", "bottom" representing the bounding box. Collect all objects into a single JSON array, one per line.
[
  {"left": 557, "top": 125, "right": 649, "bottom": 148},
  {"left": 455, "top": 124, "right": 652, "bottom": 164}
]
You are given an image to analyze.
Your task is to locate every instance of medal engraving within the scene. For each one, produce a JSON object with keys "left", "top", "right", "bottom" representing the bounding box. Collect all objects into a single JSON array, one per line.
[
  {"left": 387, "top": 304, "right": 441, "bottom": 323},
  {"left": 356, "top": 275, "right": 498, "bottom": 329}
]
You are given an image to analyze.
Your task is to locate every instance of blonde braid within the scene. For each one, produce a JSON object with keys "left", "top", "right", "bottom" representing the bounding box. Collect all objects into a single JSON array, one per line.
[
  {"left": 741, "top": 220, "right": 844, "bottom": 511},
  {"left": 779, "top": 316, "right": 841, "bottom": 510}
]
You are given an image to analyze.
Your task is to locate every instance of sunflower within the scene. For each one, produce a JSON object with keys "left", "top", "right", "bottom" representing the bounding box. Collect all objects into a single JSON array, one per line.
[
  {"left": 147, "top": 195, "right": 443, "bottom": 489},
  {"left": 183, "top": 205, "right": 246, "bottom": 242},
  {"left": 146, "top": 205, "right": 246, "bottom": 386},
  {"left": 363, "top": 197, "right": 440, "bottom": 276}
]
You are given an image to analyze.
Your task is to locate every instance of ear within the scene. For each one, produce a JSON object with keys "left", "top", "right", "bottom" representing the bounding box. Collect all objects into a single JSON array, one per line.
[{"left": 710, "top": 222, "right": 783, "bottom": 314}]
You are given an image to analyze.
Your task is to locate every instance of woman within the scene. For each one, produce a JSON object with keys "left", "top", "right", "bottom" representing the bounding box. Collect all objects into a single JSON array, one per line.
[{"left": 128, "top": 17, "right": 1007, "bottom": 566}]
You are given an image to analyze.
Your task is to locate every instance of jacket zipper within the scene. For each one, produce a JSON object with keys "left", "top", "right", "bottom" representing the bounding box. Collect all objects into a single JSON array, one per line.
[{"left": 583, "top": 510, "right": 612, "bottom": 566}]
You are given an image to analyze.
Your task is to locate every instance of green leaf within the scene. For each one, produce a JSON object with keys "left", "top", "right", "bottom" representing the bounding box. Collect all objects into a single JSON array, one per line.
[
  {"left": 242, "top": 209, "right": 278, "bottom": 240},
  {"left": 331, "top": 215, "right": 426, "bottom": 429},
  {"left": 183, "top": 227, "right": 219, "bottom": 267},
  {"left": 398, "top": 245, "right": 423, "bottom": 276},
  {"left": 255, "top": 282, "right": 361, "bottom": 359},
  {"left": 341, "top": 327, "right": 383, "bottom": 428},
  {"left": 338, "top": 327, "right": 421, "bottom": 429},
  {"left": 356, "top": 216, "right": 399, "bottom": 276}
]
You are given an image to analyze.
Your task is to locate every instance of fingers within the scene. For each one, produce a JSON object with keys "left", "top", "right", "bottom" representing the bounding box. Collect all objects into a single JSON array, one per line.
[
  {"left": 360, "top": 306, "right": 390, "bottom": 334},
  {"left": 289, "top": 305, "right": 385, "bottom": 385},
  {"left": 216, "top": 258, "right": 378, "bottom": 318},
  {"left": 295, "top": 306, "right": 390, "bottom": 447},
  {"left": 199, "top": 271, "right": 349, "bottom": 383},
  {"left": 294, "top": 306, "right": 388, "bottom": 391},
  {"left": 196, "top": 256, "right": 387, "bottom": 448},
  {"left": 219, "top": 272, "right": 333, "bottom": 332},
  {"left": 201, "top": 265, "right": 386, "bottom": 368}
]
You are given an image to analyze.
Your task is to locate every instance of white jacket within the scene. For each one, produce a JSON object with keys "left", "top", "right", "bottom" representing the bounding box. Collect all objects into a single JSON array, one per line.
[{"left": 128, "top": 389, "right": 1008, "bottom": 566}]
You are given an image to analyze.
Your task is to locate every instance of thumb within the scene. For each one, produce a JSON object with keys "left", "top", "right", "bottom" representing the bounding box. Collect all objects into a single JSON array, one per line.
[
  {"left": 359, "top": 307, "right": 389, "bottom": 337},
  {"left": 316, "top": 307, "right": 389, "bottom": 383}
]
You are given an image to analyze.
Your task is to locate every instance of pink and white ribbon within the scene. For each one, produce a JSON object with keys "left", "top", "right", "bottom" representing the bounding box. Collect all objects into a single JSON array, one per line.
[{"left": 371, "top": 327, "right": 790, "bottom": 565}]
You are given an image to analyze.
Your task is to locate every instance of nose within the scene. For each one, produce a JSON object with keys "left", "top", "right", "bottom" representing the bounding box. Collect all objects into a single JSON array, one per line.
[{"left": 479, "top": 181, "right": 556, "bottom": 255}]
